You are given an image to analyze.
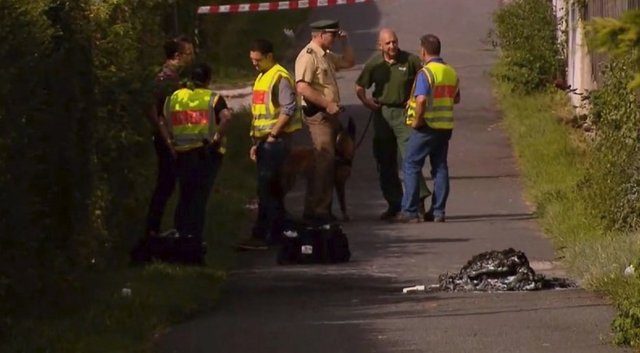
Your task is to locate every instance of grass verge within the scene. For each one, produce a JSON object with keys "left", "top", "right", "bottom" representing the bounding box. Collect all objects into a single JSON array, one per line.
[
  {"left": 495, "top": 81, "right": 640, "bottom": 348},
  {"left": 495, "top": 84, "right": 590, "bottom": 249},
  {"left": 0, "top": 112, "right": 256, "bottom": 353}
]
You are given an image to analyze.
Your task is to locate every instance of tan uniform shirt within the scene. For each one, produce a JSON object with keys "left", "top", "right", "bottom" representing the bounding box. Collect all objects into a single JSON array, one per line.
[{"left": 295, "top": 41, "right": 351, "bottom": 104}]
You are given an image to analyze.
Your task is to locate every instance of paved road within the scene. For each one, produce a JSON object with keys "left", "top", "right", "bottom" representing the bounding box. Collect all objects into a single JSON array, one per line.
[{"left": 157, "top": 1, "right": 629, "bottom": 352}]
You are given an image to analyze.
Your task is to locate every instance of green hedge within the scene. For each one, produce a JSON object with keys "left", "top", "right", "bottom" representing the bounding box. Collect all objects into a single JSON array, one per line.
[
  {"left": 582, "top": 56, "right": 640, "bottom": 349},
  {"left": 584, "top": 11, "right": 640, "bottom": 346},
  {"left": 0, "top": 0, "right": 169, "bottom": 331},
  {"left": 0, "top": 0, "right": 306, "bottom": 341},
  {"left": 581, "top": 57, "right": 640, "bottom": 232}
]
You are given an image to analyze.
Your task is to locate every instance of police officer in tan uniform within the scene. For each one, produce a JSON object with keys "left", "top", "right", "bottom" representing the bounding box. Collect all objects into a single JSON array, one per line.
[{"left": 295, "top": 19, "right": 355, "bottom": 222}]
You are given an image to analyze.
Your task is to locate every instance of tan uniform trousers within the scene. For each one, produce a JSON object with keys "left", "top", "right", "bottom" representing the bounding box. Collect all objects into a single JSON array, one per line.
[{"left": 303, "top": 111, "right": 341, "bottom": 219}]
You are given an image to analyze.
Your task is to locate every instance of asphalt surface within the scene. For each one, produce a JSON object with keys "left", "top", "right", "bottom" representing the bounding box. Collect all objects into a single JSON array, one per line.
[{"left": 156, "top": 1, "right": 630, "bottom": 352}]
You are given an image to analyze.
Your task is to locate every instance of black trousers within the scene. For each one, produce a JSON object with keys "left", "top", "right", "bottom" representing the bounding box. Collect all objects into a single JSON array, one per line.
[
  {"left": 252, "top": 138, "right": 289, "bottom": 243},
  {"left": 174, "top": 145, "right": 223, "bottom": 241},
  {"left": 145, "top": 135, "right": 177, "bottom": 235}
]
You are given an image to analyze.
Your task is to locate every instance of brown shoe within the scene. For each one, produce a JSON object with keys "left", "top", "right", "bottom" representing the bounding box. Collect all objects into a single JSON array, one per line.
[{"left": 389, "top": 213, "right": 422, "bottom": 224}]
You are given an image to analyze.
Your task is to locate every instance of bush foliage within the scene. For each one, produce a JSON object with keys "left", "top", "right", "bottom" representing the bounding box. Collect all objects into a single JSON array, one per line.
[
  {"left": 0, "top": 0, "right": 305, "bottom": 340},
  {"left": 582, "top": 57, "right": 640, "bottom": 232},
  {"left": 586, "top": 14, "right": 640, "bottom": 348},
  {"left": 491, "top": 0, "right": 562, "bottom": 92},
  {"left": 0, "top": 0, "right": 167, "bottom": 332},
  {"left": 588, "top": 9, "right": 640, "bottom": 89}
]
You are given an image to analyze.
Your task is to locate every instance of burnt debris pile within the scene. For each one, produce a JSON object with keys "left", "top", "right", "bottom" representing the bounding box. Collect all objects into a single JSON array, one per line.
[{"left": 438, "top": 248, "right": 576, "bottom": 292}]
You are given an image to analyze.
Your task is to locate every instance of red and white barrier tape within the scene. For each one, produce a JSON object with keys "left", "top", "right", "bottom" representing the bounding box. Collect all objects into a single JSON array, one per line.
[{"left": 197, "top": 0, "right": 371, "bottom": 14}]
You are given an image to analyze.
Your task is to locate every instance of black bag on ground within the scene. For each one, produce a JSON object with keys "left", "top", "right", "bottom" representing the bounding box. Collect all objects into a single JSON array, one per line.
[
  {"left": 277, "top": 222, "right": 351, "bottom": 265},
  {"left": 130, "top": 230, "right": 206, "bottom": 266}
]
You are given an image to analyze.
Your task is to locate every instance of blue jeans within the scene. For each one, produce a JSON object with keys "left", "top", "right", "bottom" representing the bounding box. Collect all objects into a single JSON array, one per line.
[
  {"left": 252, "top": 138, "right": 289, "bottom": 243},
  {"left": 401, "top": 126, "right": 452, "bottom": 217},
  {"left": 373, "top": 107, "right": 430, "bottom": 213}
]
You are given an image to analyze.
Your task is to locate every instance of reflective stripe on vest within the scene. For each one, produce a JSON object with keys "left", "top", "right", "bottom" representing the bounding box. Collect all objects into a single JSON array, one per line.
[
  {"left": 167, "top": 88, "right": 225, "bottom": 153},
  {"left": 406, "top": 61, "right": 458, "bottom": 129},
  {"left": 250, "top": 63, "right": 301, "bottom": 137}
]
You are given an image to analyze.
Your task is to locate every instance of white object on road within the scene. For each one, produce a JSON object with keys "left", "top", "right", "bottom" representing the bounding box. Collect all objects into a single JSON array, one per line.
[
  {"left": 402, "top": 285, "right": 425, "bottom": 294},
  {"left": 121, "top": 288, "right": 132, "bottom": 297}
]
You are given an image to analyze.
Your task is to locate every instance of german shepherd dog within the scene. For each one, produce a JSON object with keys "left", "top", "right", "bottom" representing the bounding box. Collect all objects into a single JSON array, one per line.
[{"left": 281, "top": 117, "right": 356, "bottom": 221}]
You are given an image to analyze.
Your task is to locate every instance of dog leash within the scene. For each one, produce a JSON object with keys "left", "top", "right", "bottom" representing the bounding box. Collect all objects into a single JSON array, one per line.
[{"left": 354, "top": 110, "right": 374, "bottom": 150}]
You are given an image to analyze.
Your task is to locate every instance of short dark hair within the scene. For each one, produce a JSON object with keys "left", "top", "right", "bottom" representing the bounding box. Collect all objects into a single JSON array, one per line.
[
  {"left": 191, "top": 63, "right": 212, "bottom": 86},
  {"left": 250, "top": 39, "right": 274, "bottom": 55},
  {"left": 420, "top": 34, "right": 441, "bottom": 56},
  {"left": 163, "top": 35, "right": 192, "bottom": 60}
]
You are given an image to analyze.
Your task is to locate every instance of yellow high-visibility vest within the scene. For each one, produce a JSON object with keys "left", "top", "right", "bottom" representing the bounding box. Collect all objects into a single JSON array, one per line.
[
  {"left": 166, "top": 88, "right": 225, "bottom": 153},
  {"left": 406, "top": 61, "right": 458, "bottom": 129},
  {"left": 251, "top": 63, "right": 301, "bottom": 137}
]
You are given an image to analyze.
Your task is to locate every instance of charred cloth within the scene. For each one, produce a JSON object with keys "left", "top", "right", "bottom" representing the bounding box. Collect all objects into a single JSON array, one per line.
[{"left": 438, "top": 248, "right": 576, "bottom": 292}]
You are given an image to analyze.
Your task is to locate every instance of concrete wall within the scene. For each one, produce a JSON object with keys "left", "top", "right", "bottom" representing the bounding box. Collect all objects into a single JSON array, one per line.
[
  {"left": 553, "top": 0, "right": 595, "bottom": 109},
  {"left": 554, "top": 0, "right": 640, "bottom": 109}
]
